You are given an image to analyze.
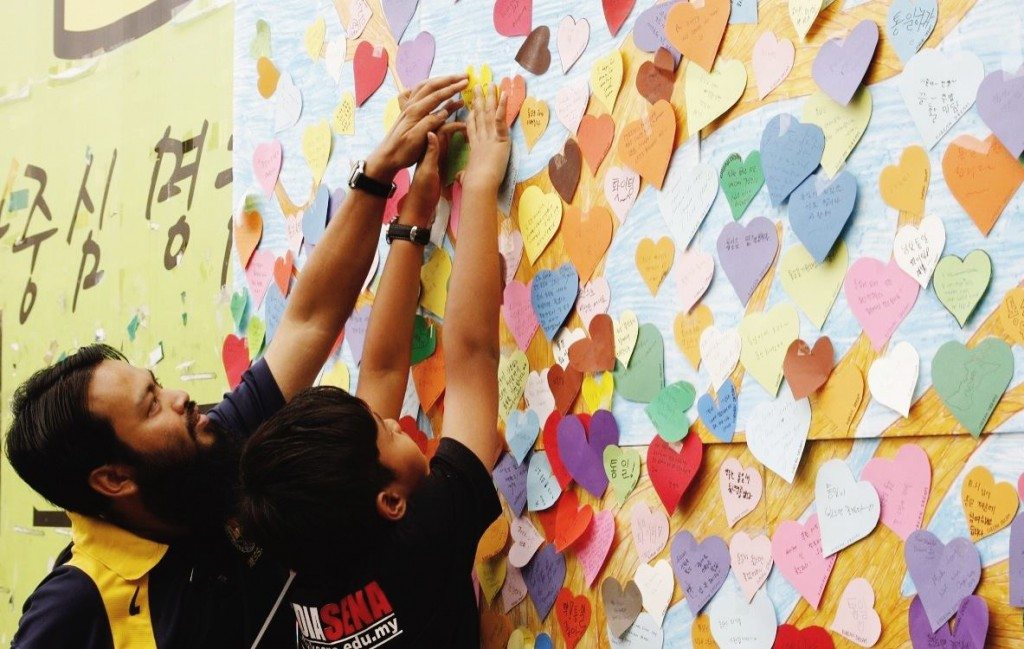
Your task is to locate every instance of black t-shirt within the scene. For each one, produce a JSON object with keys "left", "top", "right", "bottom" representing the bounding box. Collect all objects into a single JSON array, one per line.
[
  {"left": 13, "top": 359, "right": 296, "bottom": 649},
  {"left": 289, "top": 438, "right": 501, "bottom": 649}
]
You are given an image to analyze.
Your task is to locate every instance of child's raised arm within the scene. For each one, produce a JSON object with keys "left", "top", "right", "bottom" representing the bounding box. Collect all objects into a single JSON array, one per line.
[{"left": 441, "top": 86, "right": 510, "bottom": 469}]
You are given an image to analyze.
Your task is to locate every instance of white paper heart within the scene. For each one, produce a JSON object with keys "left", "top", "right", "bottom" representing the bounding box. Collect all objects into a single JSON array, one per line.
[
  {"left": 893, "top": 214, "right": 945, "bottom": 288},
  {"left": 708, "top": 575, "right": 777, "bottom": 648},
  {"left": 867, "top": 340, "right": 919, "bottom": 418},
  {"left": 745, "top": 393, "right": 811, "bottom": 484},
  {"left": 699, "top": 326, "right": 741, "bottom": 390},
  {"left": 553, "top": 327, "right": 587, "bottom": 367},
  {"left": 658, "top": 162, "right": 719, "bottom": 249},
  {"left": 633, "top": 560, "right": 674, "bottom": 625},
  {"left": 508, "top": 516, "right": 544, "bottom": 568},
  {"left": 898, "top": 49, "right": 984, "bottom": 149},
  {"left": 524, "top": 369, "right": 556, "bottom": 423},
  {"left": 555, "top": 76, "right": 590, "bottom": 134}
]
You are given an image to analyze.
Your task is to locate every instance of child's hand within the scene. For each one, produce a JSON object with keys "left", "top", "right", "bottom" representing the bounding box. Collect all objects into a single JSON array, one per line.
[
  {"left": 463, "top": 85, "right": 510, "bottom": 189},
  {"left": 401, "top": 123, "right": 461, "bottom": 226}
]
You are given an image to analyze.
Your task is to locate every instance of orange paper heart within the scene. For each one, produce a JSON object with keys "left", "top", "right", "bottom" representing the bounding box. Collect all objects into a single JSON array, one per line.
[
  {"left": 257, "top": 57, "right": 280, "bottom": 98},
  {"left": 273, "top": 251, "right": 294, "bottom": 296},
  {"left": 961, "top": 465, "right": 1019, "bottom": 542},
  {"left": 578, "top": 114, "right": 615, "bottom": 173},
  {"left": 555, "top": 588, "right": 592, "bottom": 649},
  {"left": 666, "top": 0, "right": 731, "bottom": 72},
  {"left": 235, "top": 209, "right": 263, "bottom": 268},
  {"left": 477, "top": 516, "right": 511, "bottom": 561},
  {"left": 481, "top": 608, "right": 512, "bottom": 649},
  {"left": 636, "top": 236, "right": 676, "bottom": 295},
  {"left": 617, "top": 100, "right": 676, "bottom": 189},
  {"left": 942, "top": 134, "right": 1024, "bottom": 236},
  {"left": 554, "top": 490, "right": 594, "bottom": 551},
  {"left": 810, "top": 363, "right": 864, "bottom": 436},
  {"left": 879, "top": 145, "right": 930, "bottom": 217},
  {"left": 562, "top": 205, "right": 613, "bottom": 281},
  {"left": 412, "top": 338, "right": 446, "bottom": 411},
  {"left": 674, "top": 304, "right": 714, "bottom": 369},
  {"left": 500, "top": 75, "right": 527, "bottom": 126},
  {"left": 548, "top": 365, "right": 583, "bottom": 414},
  {"left": 568, "top": 313, "right": 616, "bottom": 373}
]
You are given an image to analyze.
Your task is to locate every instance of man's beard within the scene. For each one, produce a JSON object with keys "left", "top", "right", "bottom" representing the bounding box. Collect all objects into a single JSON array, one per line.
[{"left": 124, "top": 403, "right": 244, "bottom": 534}]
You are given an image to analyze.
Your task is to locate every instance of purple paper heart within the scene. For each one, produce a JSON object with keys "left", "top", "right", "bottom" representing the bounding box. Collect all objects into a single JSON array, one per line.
[
  {"left": 908, "top": 594, "right": 988, "bottom": 649},
  {"left": 328, "top": 186, "right": 346, "bottom": 223},
  {"left": 556, "top": 410, "right": 619, "bottom": 498},
  {"left": 344, "top": 305, "right": 372, "bottom": 365},
  {"left": 977, "top": 66, "right": 1024, "bottom": 158},
  {"left": 904, "top": 530, "right": 981, "bottom": 632},
  {"left": 396, "top": 31, "right": 435, "bottom": 89},
  {"left": 716, "top": 216, "right": 779, "bottom": 306},
  {"left": 632, "top": 1, "right": 682, "bottom": 66},
  {"left": 811, "top": 19, "right": 879, "bottom": 106},
  {"left": 670, "top": 531, "right": 731, "bottom": 616},
  {"left": 493, "top": 452, "right": 528, "bottom": 516},
  {"left": 522, "top": 543, "right": 566, "bottom": 621},
  {"left": 1010, "top": 512, "right": 1024, "bottom": 606},
  {"left": 383, "top": 0, "right": 418, "bottom": 42},
  {"left": 760, "top": 114, "right": 825, "bottom": 206}
]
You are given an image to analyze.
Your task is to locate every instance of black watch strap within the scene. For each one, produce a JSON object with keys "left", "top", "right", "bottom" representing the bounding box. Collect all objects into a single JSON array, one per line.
[
  {"left": 348, "top": 160, "right": 396, "bottom": 198},
  {"left": 386, "top": 219, "right": 431, "bottom": 245}
]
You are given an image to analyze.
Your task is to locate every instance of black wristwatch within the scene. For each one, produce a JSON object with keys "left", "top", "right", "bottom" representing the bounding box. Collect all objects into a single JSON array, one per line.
[
  {"left": 385, "top": 217, "right": 431, "bottom": 245},
  {"left": 348, "top": 160, "right": 396, "bottom": 198}
]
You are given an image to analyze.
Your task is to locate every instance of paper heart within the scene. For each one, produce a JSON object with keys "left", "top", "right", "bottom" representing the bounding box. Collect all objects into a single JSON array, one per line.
[
  {"left": 717, "top": 216, "right": 779, "bottom": 306},
  {"left": 933, "top": 337, "right": 1013, "bottom": 437},
  {"left": 613, "top": 310, "right": 640, "bottom": 367},
  {"left": 396, "top": 31, "right": 435, "bottom": 89},
  {"left": 494, "top": 453, "right": 529, "bottom": 516},
  {"left": 844, "top": 257, "right": 919, "bottom": 350},
  {"left": 803, "top": 87, "right": 872, "bottom": 177},
  {"left": 301, "top": 183, "right": 330, "bottom": 246},
  {"left": 1011, "top": 513, "right": 1024, "bottom": 606},
  {"left": 353, "top": 41, "right": 388, "bottom": 106},
  {"left": 553, "top": 491, "right": 593, "bottom": 552},
  {"left": 635, "top": 237, "right": 675, "bottom": 295},
  {"left": 532, "top": 264, "right": 579, "bottom": 341},
  {"left": 613, "top": 323, "right": 665, "bottom": 403},
  {"left": 861, "top": 443, "right": 930, "bottom": 541},
  {"left": 880, "top": 144, "right": 931, "bottom": 217},
  {"left": 230, "top": 290, "right": 250, "bottom": 332},
  {"left": 602, "top": 577, "right": 642, "bottom": 638},
  {"left": 617, "top": 100, "right": 675, "bottom": 189},
  {"left": 494, "top": 0, "right": 532, "bottom": 36},
  {"left": 908, "top": 594, "right": 988, "bottom": 649},
  {"left": 556, "top": 16, "right": 590, "bottom": 74},
  {"left": 899, "top": 49, "right": 983, "bottom": 149},
  {"left": 815, "top": 458, "right": 881, "bottom": 556},
  {"left": 582, "top": 372, "right": 614, "bottom": 412},
  {"left": 603, "top": 445, "right": 640, "bottom": 503},
  {"left": 670, "top": 531, "right": 731, "bottom": 615},
  {"left": 245, "top": 250, "right": 275, "bottom": 308},
  {"left": 252, "top": 141, "right": 283, "bottom": 197},
  {"left": 478, "top": 517, "right": 511, "bottom": 562},
  {"left": 789, "top": 169, "right": 857, "bottom": 263},
  {"left": 647, "top": 434, "right": 702, "bottom": 512},
  {"left": 577, "top": 279, "right": 611, "bottom": 327},
  {"left": 773, "top": 625, "right": 834, "bottom": 649},
  {"left": 675, "top": 248, "right": 714, "bottom": 314},
  {"left": 760, "top": 114, "right": 824, "bottom": 206},
  {"left": 502, "top": 567, "right": 528, "bottom": 614},
  {"left": 961, "top": 465, "right": 1018, "bottom": 542},
  {"left": 246, "top": 314, "right": 266, "bottom": 358},
  {"left": 633, "top": 560, "right": 674, "bottom": 624},
  {"left": 549, "top": 139, "right": 582, "bottom": 203},
  {"left": 811, "top": 20, "right": 878, "bottom": 106},
  {"left": 516, "top": 26, "right": 552, "bottom": 75},
  {"left": 578, "top": 115, "right": 614, "bottom": 173},
  {"left": 553, "top": 327, "right": 582, "bottom": 369},
  {"left": 604, "top": 166, "right": 640, "bottom": 222},
  {"left": 771, "top": 514, "right": 835, "bottom": 609},
  {"left": 555, "top": 76, "right": 589, "bottom": 134},
  {"left": 707, "top": 577, "right": 777, "bottom": 648},
  {"left": 674, "top": 304, "right": 713, "bottom": 370},
  {"left": 383, "top": 168, "right": 412, "bottom": 223},
  {"left": 783, "top": 337, "right": 834, "bottom": 400},
  {"left": 506, "top": 409, "right": 541, "bottom": 465},
  {"left": 411, "top": 336, "right": 445, "bottom": 411},
  {"left": 685, "top": 58, "right": 747, "bottom": 136},
  {"left": 273, "top": 251, "right": 294, "bottom": 296},
  {"left": 645, "top": 381, "right": 696, "bottom": 443},
  {"left": 904, "top": 530, "right": 980, "bottom": 632},
  {"left": 719, "top": 457, "right": 761, "bottom": 527},
  {"left": 590, "top": 50, "right": 624, "bottom": 114},
  {"left": 814, "top": 363, "right": 865, "bottom": 434},
  {"left": 629, "top": 502, "right": 669, "bottom": 564},
  {"left": 894, "top": 214, "right": 944, "bottom": 288},
  {"left": 720, "top": 151, "right": 764, "bottom": 220},
  {"left": 557, "top": 410, "right": 618, "bottom": 497},
  {"left": 942, "top": 134, "right": 1024, "bottom": 235},
  {"left": 788, "top": 0, "right": 821, "bottom": 41},
  {"left": 272, "top": 72, "right": 302, "bottom": 133},
  {"left": 498, "top": 350, "right": 529, "bottom": 421},
  {"left": 509, "top": 516, "right": 544, "bottom": 569},
  {"left": 780, "top": 242, "right": 847, "bottom": 330},
  {"left": 503, "top": 281, "right": 540, "bottom": 351},
  {"left": 481, "top": 608, "right": 512, "bottom": 648},
  {"left": 519, "top": 186, "right": 562, "bottom": 264},
  {"left": 978, "top": 66, "right": 1024, "bottom": 157},
  {"left": 555, "top": 588, "right": 591, "bottom": 649},
  {"left": 382, "top": 0, "right": 417, "bottom": 41},
  {"left": 830, "top": 578, "right": 881, "bottom": 647},
  {"left": 866, "top": 340, "right": 919, "bottom": 419},
  {"left": 658, "top": 161, "right": 718, "bottom": 249},
  {"left": 234, "top": 208, "right": 263, "bottom": 268},
  {"left": 548, "top": 365, "right": 583, "bottom": 415},
  {"left": 527, "top": 451, "right": 562, "bottom": 511},
  {"left": 522, "top": 543, "right": 566, "bottom": 621},
  {"left": 420, "top": 246, "right": 451, "bottom": 317},
  {"left": 698, "top": 381, "right": 737, "bottom": 442},
  {"left": 665, "top": 0, "right": 730, "bottom": 72},
  {"left": 500, "top": 75, "right": 527, "bottom": 127},
  {"left": 633, "top": 1, "right": 681, "bottom": 61},
  {"left": 636, "top": 47, "right": 676, "bottom": 105},
  {"left": 934, "top": 250, "right": 991, "bottom": 327},
  {"left": 729, "top": 532, "right": 772, "bottom": 603},
  {"left": 699, "top": 326, "right": 740, "bottom": 391},
  {"left": 222, "top": 334, "right": 250, "bottom": 389},
  {"left": 568, "top": 314, "right": 615, "bottom": 373},
  {"left": 499, "top": 227, "right": 525, "bottom": 285},
  {"left": 250, "top": 19, "right": 271, "bottom": 59},
  {"left": 521, "top": 97, "right": 550, "bottom": 150},
  {"left": 752, "top": 31, "right": 794, "bottom": 99},
  {"left": 602, "top": 0, "right": 635, "bottom": 36},
  {"left": 256, "top": 56, "right": 279, "bottom": 98},
  {"left": 747, "top": 392, "right": 811, "bottom": 484},
  {"left": 477, "top": 555, "right": 507, "bottom": 604},
  {"left": 577, "top": 510, "right": 615, "bottom": 587},
  {"left": 739, "top": 303, "right": 799, "bottom": 396},
  {"left": 887, "top": 0, "right": 937, "bottom": 64}
]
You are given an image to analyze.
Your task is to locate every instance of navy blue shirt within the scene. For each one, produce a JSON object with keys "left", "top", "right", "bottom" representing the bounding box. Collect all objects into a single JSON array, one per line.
[{"left": 13, "top": 360, "right": 295, "bottom": 649}]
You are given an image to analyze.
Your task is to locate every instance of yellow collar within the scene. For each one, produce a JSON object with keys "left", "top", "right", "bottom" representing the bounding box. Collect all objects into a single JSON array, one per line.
[{"left": 69, "top": 513, "right": 169, "bottom": 581}]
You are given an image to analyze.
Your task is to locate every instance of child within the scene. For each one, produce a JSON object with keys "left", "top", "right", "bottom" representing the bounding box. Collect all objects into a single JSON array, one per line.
[{"left": 238, "top": 85, "right": 510, "bottom": 649}]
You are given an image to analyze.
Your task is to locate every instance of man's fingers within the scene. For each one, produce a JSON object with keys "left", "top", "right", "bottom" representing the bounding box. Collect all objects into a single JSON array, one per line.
[
  {"left": 421, "top": 131, "right": 441, "bottom": 170},
  {"left": 409, "top": 74, "right": 463, "bottom": 103},
  {"left": 409, "top": 78, "right": 469, "bottom": 118}
]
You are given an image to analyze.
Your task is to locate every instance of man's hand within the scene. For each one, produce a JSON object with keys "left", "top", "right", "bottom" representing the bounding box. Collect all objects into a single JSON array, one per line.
[
  {"left": 463, "top": 85, "right": 510, "bottom": 190},
  {"left": 368, "top": 75, "right": 468, "bottom": 178},
  {"left": 400, "top": 123, "right": 462, "bottom": 227}
]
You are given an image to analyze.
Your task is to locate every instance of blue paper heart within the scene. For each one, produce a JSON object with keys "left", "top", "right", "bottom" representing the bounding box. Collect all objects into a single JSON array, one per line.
[
  {"left": 521, "top": 543, "right": 566, "bottom": 622},
  {"left": 535, "top": 633, "right": 554, "bottom": 649},
  {"left": 505, "top": 409, "right": 540, "bottom": 465},
  {"left": 887, "top": 0, "right": 937, "bottom": 64},
  {"left": 760, "top": 114, "right": 825, "bottom": 206},
  {"left": 789, "top": 169, "right": 858, "bottom": 263},
  {"left": 302, "top": 184, "right": 330, "bottom": 246},
  {"left": 531, "top": 263, "right": 579, "bottom": 341},
  {"left": 698, "top": 381, "right": 737, "bottom": 442},
  {"left": 527, "top": 451, "right": 562, "bottom": 511},
  {"left": 263, "top": 282, "right": 287, "bottom": 343},
  {"left": 493, "top": 452, "right": 528, "bottom": 516}
]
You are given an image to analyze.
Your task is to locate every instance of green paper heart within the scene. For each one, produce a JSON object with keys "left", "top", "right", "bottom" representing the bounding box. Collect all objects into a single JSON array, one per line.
[
  {"left": 612, "top": 323, "right": 665, "bottom": 403},
  {"left": 250, "top": 19, "right": 272, "bottom": 59},
  {"left": 411, "top": 315, "right": 437, "bottom": 364},
  {"left": 932, "top": 337, "right": 1013, "bottom": 437},
  {"left": 126, "top": 315, "right": 141, "bottom": 342},
  {"left": 246, "top": 316, "right": 267, "bottom": 360},
  {"left": 720, "top": 151, "right": 764, "bottom": 221},
  {"left": 644, "top": 381, "right": 696, "bottom": 442},
  {"left": 603, "top": 445, "right": 641, "bottom": 504},
  {"left": 231, "top": 291, "right": 250, "bottom": 332},
  {"left": 443, "top": 131, "right": 470, "bottom": 186},
  {"left": 933, "top": 250, "right": 992, "bottom": 328}
]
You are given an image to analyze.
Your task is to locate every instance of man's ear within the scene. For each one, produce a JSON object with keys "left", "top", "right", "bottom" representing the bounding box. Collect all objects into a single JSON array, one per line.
[
  {"left": 88, "top": 464, "right": 138, "bottom": 500},
  {"left": 376, "top": 487, "right": 407, "bottom": 522}
]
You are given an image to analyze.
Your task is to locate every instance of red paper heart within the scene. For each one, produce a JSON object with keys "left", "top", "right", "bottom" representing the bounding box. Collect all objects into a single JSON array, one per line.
[
  {"left": 537, "top": 495, "right": 562, "bottom": 541},
  {"left": 354, "top": 41, "right": 389, "bottom": 106},
  {"left": 222, "top": 334, "right": 250, "bottom": 389},
  {"left": 548, "top": 364, "right": 583, "bottom": 415},
  {"left": 555, "top": 588, "right": 592, "bottom": 649},
  {"left": 554, "top": 490, "right": 594, "bottom": 552},
  {"left": 647, "top": 433, "right": 703, "bottom": 512},
  {"left": 399, "top": 415, "right": 440, "bottom": 460},
  {"left": 542, "top": 411, "right": 573, "bottom": 490},
  {"left": 273, "top": 251, "right": 294, "bottom": 296},
  {"left": 383, "top": 168, "right": 412, "bottom": 224},
  {"left": 567, "top": 313, "right": 616, "bottom": 373},
  {"left": 773, "top": 624, "right": 835, "bottom": 648},
  {"left": 602, "top": 0, "right": 636, "bottom": 36}
]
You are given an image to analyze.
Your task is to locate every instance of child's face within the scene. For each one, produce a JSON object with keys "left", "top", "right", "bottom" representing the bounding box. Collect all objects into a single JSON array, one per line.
[{"left": 374, "top": 414, "right": 429, "bottom": 497}]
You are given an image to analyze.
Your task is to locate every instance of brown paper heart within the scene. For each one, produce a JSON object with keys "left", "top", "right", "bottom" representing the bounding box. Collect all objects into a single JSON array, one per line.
[
  {"left": 617, "top": 100, "right": 676, "bottom": 189},
  {"left": 782, "top": 337, "right": 834, "bottom": 400},
  {"left": 602, "top": 577, "right": 643, "bottom": 638},
  {"left": 636, "top": 47, "right": 676, "bottom": 105},
  {"left": 568, "top": 313, "right": 616, "bottom": 373},
  {"left": 562, "top": 205, "right": 613, "bottom": 281},
  {"left": 515, "top": 26, "right": 552, "bottom": 75},
  {"left": 549, "top": 139, "right": 583, "bottom": 203},
  {"left": 548, "top": 364, "right": 583, "bottom": 414},
  {"left": 578, "top": 114, "right": 615, "bottom": 173}
]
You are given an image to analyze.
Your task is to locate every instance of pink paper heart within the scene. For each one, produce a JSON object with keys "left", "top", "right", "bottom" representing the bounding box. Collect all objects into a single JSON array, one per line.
[
  {"left": 449, "top": 181, "right": 463, "bottom": 238},
  {"left": 576, "top": 510, "right": 615, "bottom": 587},
  {"left": 557, "top": 15, "right": 590, "bottom": 73},
  {"left": 844, "top": 257, "right": 920, "bottom": 351},
  {"left": 503, "top": 280, "right": 540, "bottom": 351},
  {"left": 752, "top": 31, "right": 795, "bottom": 100},
  {"left": 676, "top": 248, "right": 715, "bottom": 313},
  {"left": 493, "top": 0, "right": 532, "bottom": 36},
  {"left": 604, "top": 166, "right": 640, "bottom": 223},
  {"left": 501, "top": 563, "right": 529, "bottom": 613},
  {"left": 630, "top": 501, "right": 669, "bottom": 564},
  {"left": 831, "top": 578, "right": 882, "bottom": 646},
  {"left": 577, "top": 278, "right": 611, "bottom": 327},
  {"left": 860, "top": 443, "right": 930, "bottom": 540},
  {"left": 729, "top": 532, "right": 773, "bottom": 602},
  {"left": 771, "top": 514, "right": 836, "bottom": 610},
  {"left": 245, "top": 249, "right": 275, "bottom": 308},
  {"left": 555, "top": 77, "right": 589, "bottom": 134},
  {"left": 509, "top": 515, "right": 544, "bottom": 568},
  {"left": 252, "top": 141, "right": 283, "bottom": 197},
  {"left": 719, "top": 458, "right": 763, "bottom": 527},
  {"left": 500, "top": 228, "right": 525, "bottom": 285}
]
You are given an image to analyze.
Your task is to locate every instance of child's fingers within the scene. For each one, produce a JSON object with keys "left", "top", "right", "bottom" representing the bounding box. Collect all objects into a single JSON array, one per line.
[
  {"left": 495, "top": 93, "right": 508, "bottom": 135},
  {"left": 421, "top": 131, "right": 441, "bottom": 171}
]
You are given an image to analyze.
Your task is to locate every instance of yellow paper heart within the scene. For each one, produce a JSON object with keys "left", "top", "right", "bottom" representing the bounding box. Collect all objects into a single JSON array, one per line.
[
  {"left": 463, "top": 64, "right": 493, "bottom": 107},
  {"left": 519, "top": 186, "right": 562, "bottom": 264},
  {"left": 803, "top": 87, "right": 872, "bottom": 177},
  {"left": 789, "top": 0, "right": 821, "bottom": 41},
  {"left": 476, "top": 555, "right": 506, "bottom": 604},
  {"left": 779, "top": 241, "right": 848, "bottom": 329},
  {"left": 302, "top": 121, "right": 332, "bottom": 186},
  {"left": 811, "top": 363, "right": 864, "bottom": 436},
  {"left": 961, "top": 466, "right": 1019, "bottom": 542},
  {"left": 383, "top": 95, "right": 401, "bottom": 132},
  {"left": 498, "top": 350, "right": 530, "bottom": 420},
  {"left": 674, "top": 304, "right": 714, "bottom": 369},
  {"left": 521, "top": 97, "right": 549, "bottom": 151},
  {"left": 739, "top": 303, "right": 800, "bottom": 395},
  {"left": 636, "top": 237, "right": 675, "bottom": 295},
  {"left": 582, "top": 372, "right": 615, "bottom": 412},
  {"left": 331, "top": 92, "right": 355, "bottom": 135},
  {"left": 320, "top": 361, "right": 350, "bottom": 391},
  {"left": 508, "top": 628, "right": 536, "bottom": 649},
  {"left": 685, "top": 58, "right": 747, "bottom": 136},
  {"left": 591, "top": 50, "right": 624, "bottom": 112},
  {"left": 614, "top": 310, "right": 640, "bottom": 367},
  {"left": 304, "top": 16, "right": 326, "bottom": 60},
  {"left": 420, "top": 247, "right": 452, "bottom": 317}
]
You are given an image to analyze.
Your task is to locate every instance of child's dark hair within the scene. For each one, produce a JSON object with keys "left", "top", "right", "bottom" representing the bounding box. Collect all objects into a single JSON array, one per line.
[{"left": 238, "top": 386, "right": 395, "bottom": 572}]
